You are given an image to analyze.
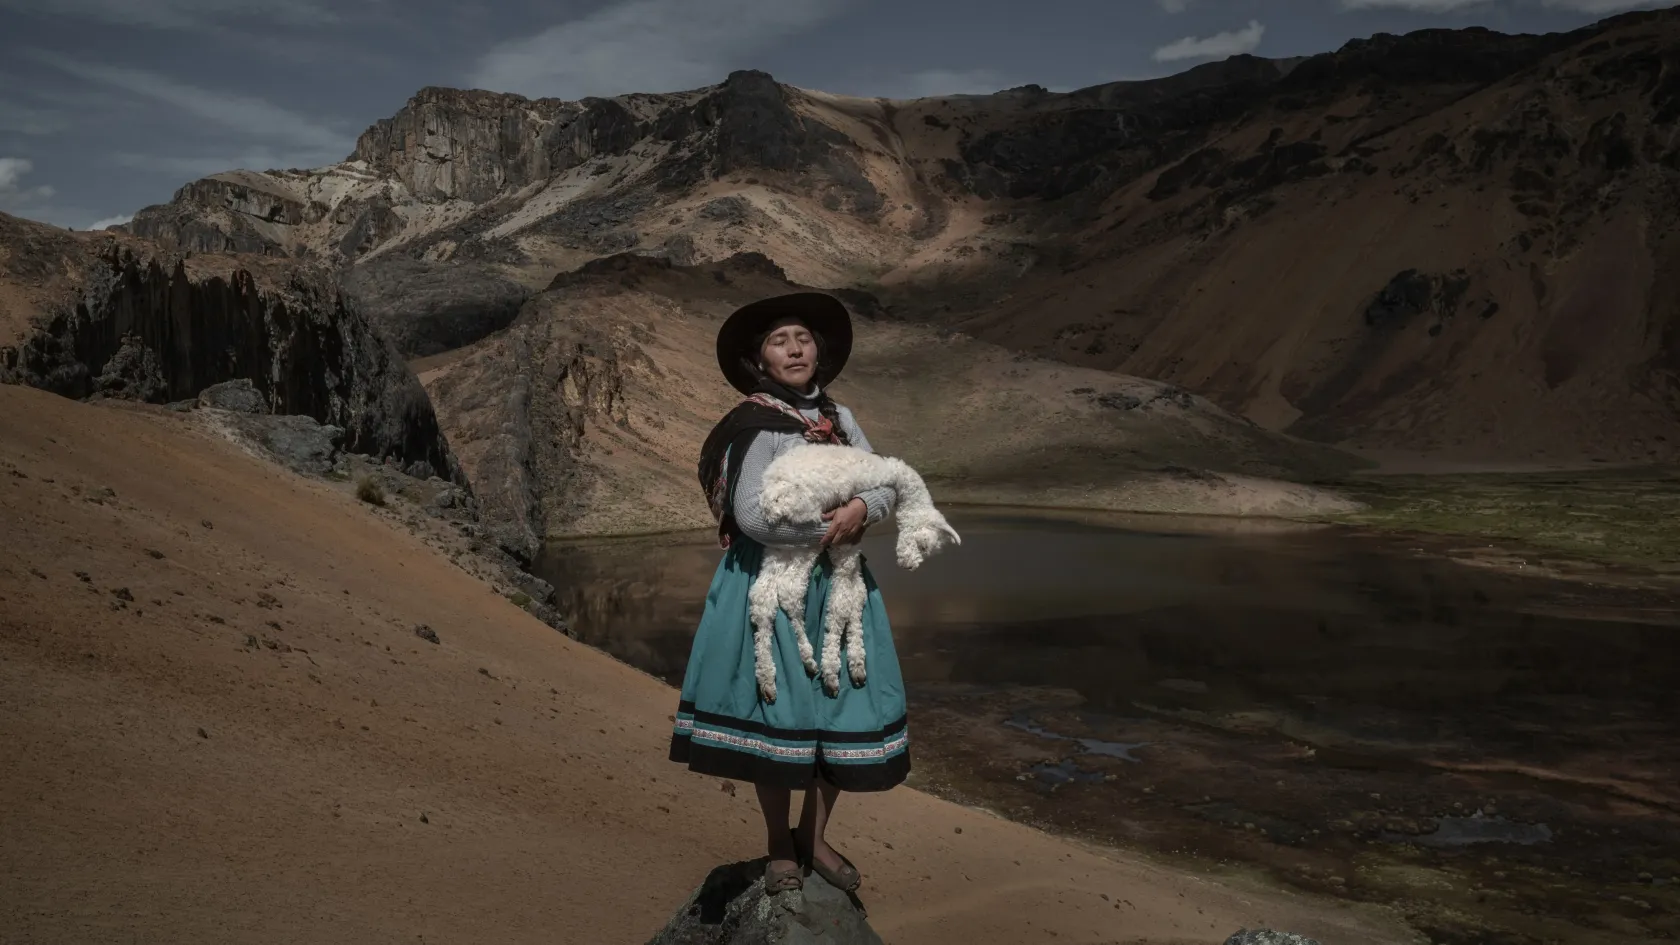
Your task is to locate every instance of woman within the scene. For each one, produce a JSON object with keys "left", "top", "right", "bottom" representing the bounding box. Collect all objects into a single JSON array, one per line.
[{"left": 671, "top": 291, "right": 909, "bottom": 895}]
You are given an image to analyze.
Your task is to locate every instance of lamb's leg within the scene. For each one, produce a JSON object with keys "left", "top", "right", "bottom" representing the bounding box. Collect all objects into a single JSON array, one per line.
[
  {"left": 747, "top": 561, "right": 783, "bottom": 703},
  {"left": 820, "top": 545, "right": 868, "bottom": 692},
  {"left": 775, "top": 548, "right": 820, "bottom": 676}
]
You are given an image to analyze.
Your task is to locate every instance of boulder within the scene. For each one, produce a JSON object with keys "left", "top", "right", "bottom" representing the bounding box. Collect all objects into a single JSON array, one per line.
[
  {"left": 197, "top": 378, "right": 267, "bottom": 414},
  {"left": 225, "top": 413, "right": 343, "bottom": 477},
  {"left": 647, "top": 859, "right": 881, "bottom": 945}
]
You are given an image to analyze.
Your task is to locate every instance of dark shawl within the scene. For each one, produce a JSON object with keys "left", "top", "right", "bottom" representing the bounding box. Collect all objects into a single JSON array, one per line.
[{"left": 697, "top": 380, "right": 844, "bottom": 548}]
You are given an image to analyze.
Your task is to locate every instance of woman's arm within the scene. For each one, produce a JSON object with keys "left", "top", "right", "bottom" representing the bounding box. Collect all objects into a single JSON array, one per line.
[
  {"left": 837, "top": 406, "right": 896, "bottom": 526},
  {"left": 731, "top": 430, "right": 830, "bottom": 547}
]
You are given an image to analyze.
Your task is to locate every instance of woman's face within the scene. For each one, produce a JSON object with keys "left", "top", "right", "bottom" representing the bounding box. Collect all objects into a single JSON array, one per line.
[{"left": 758, "top": 317, "right": 818, "bottom": 389}]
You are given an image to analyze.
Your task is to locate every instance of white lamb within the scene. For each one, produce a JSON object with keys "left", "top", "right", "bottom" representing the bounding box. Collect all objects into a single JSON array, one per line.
[{"left": 747, "top": 443, "right": 960, "bottom": 702}]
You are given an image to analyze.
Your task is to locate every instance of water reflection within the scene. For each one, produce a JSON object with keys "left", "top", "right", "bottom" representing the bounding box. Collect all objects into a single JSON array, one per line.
[{"left": 536, "top": 509, "right": 1680, "bottom": 723}]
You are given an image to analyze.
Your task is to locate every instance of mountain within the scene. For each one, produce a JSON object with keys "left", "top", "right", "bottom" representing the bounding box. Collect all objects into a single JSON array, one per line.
[{"left": 122, "top": 8, "right": 1680, "bottom": 470}]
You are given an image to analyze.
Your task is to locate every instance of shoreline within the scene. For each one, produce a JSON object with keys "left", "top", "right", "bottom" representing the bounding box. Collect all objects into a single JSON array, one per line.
[{"left": 539, "top": 486, "right": 1680, "bottom": 590}]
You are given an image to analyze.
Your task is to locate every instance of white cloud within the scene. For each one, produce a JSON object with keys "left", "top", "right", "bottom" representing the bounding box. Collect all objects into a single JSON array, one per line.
[
  {"left": 0, "top": 0, "right": 343, "bottom": 29},
  {"left": 1153, "top": 19, "right": 1266, "bottom": 62},
  {"left": 0, "top": 157, "right": 32, "bottom": 191},
  {"left": 86, "top": 213, "right": 134, "bottom": 230},
  {"left": 1340, "top": 0, "right": 1673, "bottom": 10},
  {"left": 468, "top": 0, "right": 854, "bottom": 99},
  {"left": 0, "top": 156, "right": 58, "bottom": 215},
  {"left": 27, "top": 52, "right": 352, "bottom": 156}
]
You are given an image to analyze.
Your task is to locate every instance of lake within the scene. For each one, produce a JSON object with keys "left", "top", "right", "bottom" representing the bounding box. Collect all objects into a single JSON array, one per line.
[{"left": 534, "top": 508, "right": 1680, "bottom": 944}]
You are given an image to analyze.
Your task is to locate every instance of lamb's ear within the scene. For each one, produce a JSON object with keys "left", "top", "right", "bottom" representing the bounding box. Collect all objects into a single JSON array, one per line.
[{"left": 940, "top": 521, "right": 961, "bottom": 545}]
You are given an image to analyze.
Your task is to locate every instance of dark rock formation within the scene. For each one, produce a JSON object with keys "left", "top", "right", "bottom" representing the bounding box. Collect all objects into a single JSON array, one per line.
[
  {"left": 341, "top": 257, "right": 531, "bottom": 357},
  {"left": 0, "top": 227, "right": 466, "bottom": 486},
  {"left": 1223, "top": 931, "right": 1322, "bottom": 945},
  {"left": 646, "top": 859, "right": 881, "bottom": 945},
  {"left": 91, "top": 333, "right": 168, "bottom": 402},
  {"left": 1362, "top": 268, "right": 1472, "bottom": 329}
]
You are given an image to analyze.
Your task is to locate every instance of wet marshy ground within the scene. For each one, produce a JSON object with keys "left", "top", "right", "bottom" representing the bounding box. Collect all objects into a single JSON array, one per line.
[{"left": 536, "top": 509, "right": 1680, "bottom": 944}]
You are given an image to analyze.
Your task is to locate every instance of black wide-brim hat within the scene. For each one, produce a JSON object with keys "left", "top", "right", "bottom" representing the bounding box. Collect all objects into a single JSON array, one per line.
[{"left": 716, "top": 292, "right": 853, "bottom": 395}]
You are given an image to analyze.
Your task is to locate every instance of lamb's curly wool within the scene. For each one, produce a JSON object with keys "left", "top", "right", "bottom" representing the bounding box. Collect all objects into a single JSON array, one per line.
[{"left": 749, "top": 443, "right": 959, "bottom": 701}]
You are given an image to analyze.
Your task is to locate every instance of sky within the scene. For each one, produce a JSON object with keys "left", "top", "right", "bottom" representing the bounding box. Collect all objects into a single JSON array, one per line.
[{"left": 0, "top": 0, "right": 1674, "bottom": 230}]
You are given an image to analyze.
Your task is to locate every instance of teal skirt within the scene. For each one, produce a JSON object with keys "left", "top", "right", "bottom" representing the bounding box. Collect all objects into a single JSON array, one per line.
[{"left": 668, "top": 537, "right": 911, "bottom": 791}]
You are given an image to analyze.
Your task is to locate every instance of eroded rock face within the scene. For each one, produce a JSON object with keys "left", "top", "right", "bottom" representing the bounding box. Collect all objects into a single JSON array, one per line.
[
  {"left": 0, "top": 215, "right": 466, "bottom": 486},
  {"left": 424, "top": 297, "right": 629, "bottom": 563},
  {"left": 351, "top": 86, "right": 584, "bottom": 203}
]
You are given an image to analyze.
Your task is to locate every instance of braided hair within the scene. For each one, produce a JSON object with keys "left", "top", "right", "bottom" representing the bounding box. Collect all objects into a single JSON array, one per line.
[{"left": 746, "top": 320, "right": 851, "bottom": 446}]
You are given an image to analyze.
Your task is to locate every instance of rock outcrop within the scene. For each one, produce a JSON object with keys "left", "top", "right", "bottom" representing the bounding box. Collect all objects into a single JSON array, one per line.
[
  {"left": 646, "top": 859, "right": 881, "bottom": 945},
  {"left": 1223, "top": 931, "right": 1322, "bottom": 945},
  {"left": 0, "top": 212, "right": 465, "bottom": 485}
]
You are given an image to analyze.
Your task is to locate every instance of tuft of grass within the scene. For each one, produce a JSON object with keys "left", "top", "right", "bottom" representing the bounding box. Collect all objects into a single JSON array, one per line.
[
  {"left": 355, "top": 476, "right": 387, "bottom": 507},
  {"left": 508, "top": 591, "right": 532, "bottom": 608},
  {"left": 1322, "top": 466, "right": 1680, "bottom": 571}
]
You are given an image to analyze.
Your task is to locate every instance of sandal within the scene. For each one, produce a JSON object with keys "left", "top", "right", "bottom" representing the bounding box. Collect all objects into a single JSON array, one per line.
[
  {"left": 792, "top": 830, "right": 861, "bottom": 892},
  {"left": 763, "top": 859, "right": 804, "bottom": 893}
]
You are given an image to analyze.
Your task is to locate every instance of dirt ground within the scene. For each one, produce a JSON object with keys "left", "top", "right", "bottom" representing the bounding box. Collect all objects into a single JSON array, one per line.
[{"left": 0, "top": 384, "right": 1416, "bottom": 945}]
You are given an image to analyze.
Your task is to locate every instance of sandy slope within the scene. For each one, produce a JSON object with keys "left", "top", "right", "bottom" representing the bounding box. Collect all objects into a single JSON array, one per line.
[{"left": 0, "top": 384, "right": 1413, "bottom": 944}]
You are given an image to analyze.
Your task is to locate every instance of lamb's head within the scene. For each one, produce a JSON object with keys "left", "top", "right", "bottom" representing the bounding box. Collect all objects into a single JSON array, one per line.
[{"left": 895, "top": 509, "right": 961, "bottom": 570}]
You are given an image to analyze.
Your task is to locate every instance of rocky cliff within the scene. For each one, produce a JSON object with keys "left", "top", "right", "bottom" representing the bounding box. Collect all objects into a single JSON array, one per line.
[
  {"left": 0, "top": 212, "right": 465, "bottom": 484},
  {"left": 126, "top": 8, "right": 1680, "bottom": 465}
]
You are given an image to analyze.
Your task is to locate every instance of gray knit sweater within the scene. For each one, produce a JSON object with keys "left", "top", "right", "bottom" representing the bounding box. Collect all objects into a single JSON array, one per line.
[{"left": 730, "top": 404, "right": 897, "bottom": 548}]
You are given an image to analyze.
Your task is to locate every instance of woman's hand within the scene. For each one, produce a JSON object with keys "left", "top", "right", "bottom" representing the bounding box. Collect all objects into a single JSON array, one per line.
[{"left": 820, "top": 497, "right": 869, "bottom": 547}]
